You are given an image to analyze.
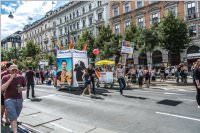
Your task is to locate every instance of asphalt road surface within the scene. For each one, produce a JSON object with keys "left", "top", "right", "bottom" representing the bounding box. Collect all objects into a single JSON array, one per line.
[{"left": 6, "top": 83, "right": 199, "bottom": 133}]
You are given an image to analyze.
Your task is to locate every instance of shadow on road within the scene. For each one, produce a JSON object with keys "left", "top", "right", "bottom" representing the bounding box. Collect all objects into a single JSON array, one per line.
[
  {"left": 123, "top": 94, "right": 148, "bottom": 100},
  {"left": 30, "top": 98, "right": 42, "bottom": 102},
  {"left": 157, "top": 99, "right": 182, "bottom": 106},
  {"left": 58, "top": 88, "right": 113, "bottom": 98}
]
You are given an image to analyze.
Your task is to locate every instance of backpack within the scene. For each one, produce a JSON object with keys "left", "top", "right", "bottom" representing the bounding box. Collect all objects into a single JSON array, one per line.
[{"left": 138, "top": 70, "right": 143, "bottom": 77}]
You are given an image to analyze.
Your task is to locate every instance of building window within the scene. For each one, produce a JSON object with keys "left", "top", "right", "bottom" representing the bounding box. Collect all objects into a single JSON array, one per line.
[
  {"left": 77, "top": 22, "right": 79, "bottom": 29},
  {"left": 166, "top": 6, "right": 176, "bottom": 16},
  {"left": 60, "top": 18, "right": 62, "bottom": 24},
  {"left": 65, "top": 27, "right": 67, "bottom": 33},
  {"left": 125, "top": 20, "right": 131, "bottom": 31},
  {"left": 151, "top": 12, "right": 159, "bottom": 24},
  {"left": 73, "top": 12, "right": 75, "bottom": 19},
  {"left": 65, "top": 16, "right": 67, "bottom": 22},
  {"left": 70, "top": 25, "right": 72, "bottom": 31},
  {"left": 77, "top": 10, "right": 79, "bottom": 17},
  {"left": 189, "top": 25, "right": 197, "bottom": 37},
  {"left": 89, "top": 3, "right": 92, "bottom": 11},
  {"left": 187, "top": 2, "right": 196, "bottom": 16},
  {"left": 73, "top": 23, "right": 76, "bottom": 29},
  {"left": 45, "top": 24, "right": 47, "bottom": 29},
  {"left": 137, "top": 0, "right": 143, "bottom": 8},
  {"left": 53, "top": 21, "right": 56, "bottom": 26},
  {"left": 149, "top": 0, "right": 157, "bottom": 4},
  {"left": 89, "top": 17, "right": 93, "bottom": 25},
  {"left": 82, "top": 7, "right": 85, "bottom": 14},
  {"left": 98, "top": 12, "right": 102, "bottom": 20},
  {"left": 70, "top": 14, "right": 72, "bottom": 20},
  {"left": 113, "top": 6, "right": 119, "bottom": 17},
  {"left": 124, "top": 3, "right": 130, "bottom": 13},
  {"left": 138, "top": 17, "right": 144, "bottom": 28},
  {"left": 83, "top": 19, "right": 86, "bottom": 28},
  {"left": 98, "top": 1, "right": 102, "bottom": 7},
  {"left": 114, "top": 24, "right": 120, "bottom": 34},
  {"left": 53, "top": 31, "right": 56, "bottom": 36},
  {"left": 74, "top": 36, "right": 77, "bottom": 42},
  {"left": 59, "top": 29, "right": 62, "bottom": 35}
]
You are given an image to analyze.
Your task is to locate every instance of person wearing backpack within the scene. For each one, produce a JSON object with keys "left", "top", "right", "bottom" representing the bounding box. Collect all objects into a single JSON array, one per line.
[{"left": 138, "top": 67, "right": 144, "bottom": 89}]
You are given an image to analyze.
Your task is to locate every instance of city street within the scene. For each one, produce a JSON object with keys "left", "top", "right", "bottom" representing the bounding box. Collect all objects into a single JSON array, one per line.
[{"left": 16, "top": 83, "right": 200, "bottom": 133}]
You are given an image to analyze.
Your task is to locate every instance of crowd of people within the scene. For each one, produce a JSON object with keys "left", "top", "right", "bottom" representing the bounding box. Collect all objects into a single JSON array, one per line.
[{"left": 1, "top": 60, "right": 199, "bottom": 133}]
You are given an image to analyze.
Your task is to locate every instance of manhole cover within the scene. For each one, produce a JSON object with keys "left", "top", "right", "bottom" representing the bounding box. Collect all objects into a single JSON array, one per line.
[{"left": 157, "top": 99, "right": 182, "bottom": 106}]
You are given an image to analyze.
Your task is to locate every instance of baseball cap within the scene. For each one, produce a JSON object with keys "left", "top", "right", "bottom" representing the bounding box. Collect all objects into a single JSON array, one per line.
[{"left": 9, "top": 64, "right": 18, "bottom": 71}]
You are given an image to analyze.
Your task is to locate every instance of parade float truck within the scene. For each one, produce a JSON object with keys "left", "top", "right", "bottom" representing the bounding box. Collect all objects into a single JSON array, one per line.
[{"left": 56, "top": 49, "right": 88, "bottom": 90}]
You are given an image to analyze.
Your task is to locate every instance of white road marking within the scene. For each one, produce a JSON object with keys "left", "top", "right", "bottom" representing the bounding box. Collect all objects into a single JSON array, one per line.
[
  {"left": 164, "top": 92, "right": 184, "bottom": 95},
  {"left": 156, "top": 112, "right": 200, "bottom": 122},
  {"left": 179, "top": 98, "right": 196, "bottom": 102},
  {"left": 51, "top": 122, "right": 73, "bottom": 133}
]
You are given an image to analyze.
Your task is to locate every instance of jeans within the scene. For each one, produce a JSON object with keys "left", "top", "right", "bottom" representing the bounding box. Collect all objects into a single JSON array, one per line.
[
  {"left": 27, "top": 82, "right": 35, "bottom": 98},
  {"left": 118, "top": 77, "right": 126, "bottom": 94},
  {"left": 4, "top": 99, "right": 23, "bottom": 121}
]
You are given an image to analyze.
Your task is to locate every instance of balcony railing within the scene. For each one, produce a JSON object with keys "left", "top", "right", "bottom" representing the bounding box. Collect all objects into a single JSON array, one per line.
[{"left": 185, "top": 12, "right": 199, "bottom": 21}]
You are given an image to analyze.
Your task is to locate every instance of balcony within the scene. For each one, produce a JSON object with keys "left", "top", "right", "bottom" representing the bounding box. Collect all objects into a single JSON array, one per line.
[{"left": 186, "top": 12, "right": 199, "bottom": 21}]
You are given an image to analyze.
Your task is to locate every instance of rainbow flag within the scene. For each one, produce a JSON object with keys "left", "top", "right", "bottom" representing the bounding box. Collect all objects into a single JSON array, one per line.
[{"left": 56, "top": 40, "right": 62, "bottom": 50}]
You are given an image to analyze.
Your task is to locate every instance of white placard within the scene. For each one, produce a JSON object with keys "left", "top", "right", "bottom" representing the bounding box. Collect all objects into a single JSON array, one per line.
[{"left": 99, "top": 72, "right": 113, "bottom": 83}]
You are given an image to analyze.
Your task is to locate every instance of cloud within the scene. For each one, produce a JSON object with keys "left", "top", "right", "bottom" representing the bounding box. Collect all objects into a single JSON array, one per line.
[
  {"left": 1, "top": 0, "right": 70, "bottom": 40},
  {"left": 2, "top": 4, "right": 16, "bottom": 13}
]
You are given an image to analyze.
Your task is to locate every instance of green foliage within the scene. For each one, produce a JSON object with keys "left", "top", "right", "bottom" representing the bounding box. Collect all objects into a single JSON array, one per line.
[
  {"left": 44, "top": 53, "right": 55, "bottom": 66},
  {"left": 77, "top": 30, "right": 96, "bottom": 61},
  {"left": 158, "top": 12, "right": 191, "bottom": 53},
  {"left": 125, "top": 23, "right": 138, "bottom": 42},
  {"left": 24, "top": 40, "right": 40, "bottom": 58}
]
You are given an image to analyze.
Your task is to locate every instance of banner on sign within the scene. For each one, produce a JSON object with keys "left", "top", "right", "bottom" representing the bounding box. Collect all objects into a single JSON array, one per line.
[
  {"left": 99, "top": 72, "right": 113, "bottom": 83},
  {"left": 121, "top": 41, "right": 134, "bottom": 54}
]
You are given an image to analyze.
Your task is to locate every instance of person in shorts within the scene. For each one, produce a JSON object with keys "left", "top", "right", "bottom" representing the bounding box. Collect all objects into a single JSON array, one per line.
[
  {"left": 81, "top": 68, "right": 91, "bottom": 96},
  {"left": 1, "top": 64, "right": 26, "bottom": 133},
  {"left": 1, "top": 62, "right": 13, "bottom": 124}
]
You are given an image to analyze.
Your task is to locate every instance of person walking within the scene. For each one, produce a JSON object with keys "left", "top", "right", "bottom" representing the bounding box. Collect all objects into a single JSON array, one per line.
[
  {"left": 116, "top": 63, "right": 126, "bottom": 95},
  {"left": 35, "top": 69, "right": 40, "bottom": 85},
  {"left": 1, "top": 64, "right": 26, "bottom": 133},
  {"left": 25, "top": 67, "right": 35, "bottom": 99},
  {"left": 81, "top": 69, "right": 92, "bottom": 96},
  {"left": 1, "top": 62, "right": 12, "bottom": 124},
  {"left": 51, "top": 67, "right": 57, "bottom": 86},
  {"left": 160, "top": 64, "right": 165, "bottom": 82},
  {"left": 88, "top": 64, "right": 96, "bottom": 95},
  {"left": 137, "top": 67, "right": 144, "bottom": 89},
  {"left": 194, "top": 60, "right": 200, "bottom": 109},
  {"left": 40, "top": 69, "right": 45, "bottom": 84},
  {"left": 144, "top": 67, "right": 150, "bottom": 88}
]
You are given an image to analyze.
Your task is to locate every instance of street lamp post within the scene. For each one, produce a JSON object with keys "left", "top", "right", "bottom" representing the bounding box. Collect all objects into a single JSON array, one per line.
[{"left": 8, "top": 12, "right": 14, "bottom": 19}]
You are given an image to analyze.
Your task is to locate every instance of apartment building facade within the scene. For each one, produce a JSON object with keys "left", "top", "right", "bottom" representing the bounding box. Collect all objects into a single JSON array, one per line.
[
  {"left": 110, "top": 1, "right": 200, "bottom": 67},
  {"left": 21, "top": 1, "right": 110, "bottom": 53}
]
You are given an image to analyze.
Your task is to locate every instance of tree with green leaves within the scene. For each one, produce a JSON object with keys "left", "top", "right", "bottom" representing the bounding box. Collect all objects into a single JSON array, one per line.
[
  {"left": 21, "top": 40, "right": 40, "bottom": 68},
  {"left": 23, "top": 40, "right": 40, "bottom": 58},
  {"left": 158, "top": 12, "right": 191, "bottom": 65},
  {"left": 94, "top": 25, "right": 123, "bottom": 64},
  {"left": 95, "top": 25, "right": 114, "bottom": 59},
  {"left": 77, "top": 30, "right": 96, "bottom": 61}
]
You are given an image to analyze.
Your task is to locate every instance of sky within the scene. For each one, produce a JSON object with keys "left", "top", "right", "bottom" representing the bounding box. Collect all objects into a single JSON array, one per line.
[{"left": 1, "top": 0, "right": 70, "bottom": 39}]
